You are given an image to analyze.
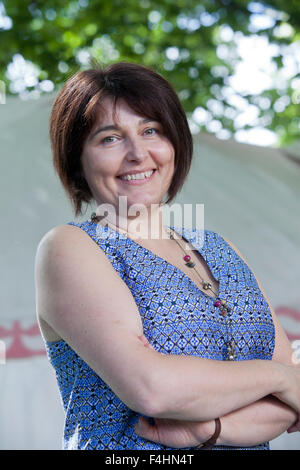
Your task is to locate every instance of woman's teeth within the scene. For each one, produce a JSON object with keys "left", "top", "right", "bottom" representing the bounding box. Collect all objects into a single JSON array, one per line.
[{"left": 119, "top": 170, "right": 154, "bottom": 181}]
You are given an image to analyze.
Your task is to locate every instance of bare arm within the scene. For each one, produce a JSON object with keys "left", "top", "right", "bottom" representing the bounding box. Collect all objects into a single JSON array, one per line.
[
  {"left": 135, "top": 395, "right": 297, "bottom": 448},
  {"left": 217, "top": 396, "right": 297, "bottom": 447},
  {"left": 35, "top": 225, "right": 300, "bottom": 422}
]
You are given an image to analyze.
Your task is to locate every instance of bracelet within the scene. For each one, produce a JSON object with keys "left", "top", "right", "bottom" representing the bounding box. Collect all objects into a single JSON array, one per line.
[{"left": 196, "top": 418, "right": 221, "bottom": 450}]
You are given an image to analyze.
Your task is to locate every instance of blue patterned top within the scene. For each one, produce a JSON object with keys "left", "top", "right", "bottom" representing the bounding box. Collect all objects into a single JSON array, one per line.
[{"left": 44, "top": 221, "right": 275, "bottom": 450}]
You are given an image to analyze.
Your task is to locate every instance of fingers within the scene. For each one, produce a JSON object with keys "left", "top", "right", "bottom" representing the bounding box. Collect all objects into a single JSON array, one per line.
[
  {"left": 287, "top": 424, "right": 300, "bottom": 433},
  {"left": 134, "top": 417, "right": 159, "bottom": 441},
  {"left": 287, "top": 415, "right": 300, "bottom": 433}
]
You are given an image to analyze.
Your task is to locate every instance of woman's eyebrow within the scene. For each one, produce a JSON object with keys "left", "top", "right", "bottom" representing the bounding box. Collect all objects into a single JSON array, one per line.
[
  {"left": 89, "top": 118, "right": 156, "bottom": 141},
  {"left": 90, "top": 124, "right": 119, "bottom": 141}
]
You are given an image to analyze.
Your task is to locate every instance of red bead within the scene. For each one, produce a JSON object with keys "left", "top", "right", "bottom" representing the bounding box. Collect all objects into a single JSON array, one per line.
[
  {"left": 214, "top": 300, "right": 222, "bottom": 307},
  {"left": 183, "top": 255, "right": 191, "bottom": 262}
]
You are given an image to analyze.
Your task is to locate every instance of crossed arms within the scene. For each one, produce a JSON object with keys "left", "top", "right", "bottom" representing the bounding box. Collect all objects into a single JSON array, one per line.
[{"left": 35, "top": 225, "right": 300, "bottom": 448}]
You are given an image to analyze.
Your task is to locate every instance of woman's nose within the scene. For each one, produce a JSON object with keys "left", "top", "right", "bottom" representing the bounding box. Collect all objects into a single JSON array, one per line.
[{"left": 126, "top": 137, "right": 148, "bottom": 161}]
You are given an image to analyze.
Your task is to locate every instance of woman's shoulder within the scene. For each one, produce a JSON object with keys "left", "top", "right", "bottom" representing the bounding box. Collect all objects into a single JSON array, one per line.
[
  {"left": 37, "top": 221, "right": 95, "bottom": 254},
  {"left": 35, "top": 222, "right": 112, "bottom": 283},
  {"left": 37, "top": 223, "right": 76, "bottom": 244},
  {"left": 35, "top": 222, "right": 122, "bottom": 342}
]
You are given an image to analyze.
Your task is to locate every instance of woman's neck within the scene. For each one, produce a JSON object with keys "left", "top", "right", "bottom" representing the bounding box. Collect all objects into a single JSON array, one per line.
[{"left": 97, "top": 204, "right": 170, "bottom": 241}]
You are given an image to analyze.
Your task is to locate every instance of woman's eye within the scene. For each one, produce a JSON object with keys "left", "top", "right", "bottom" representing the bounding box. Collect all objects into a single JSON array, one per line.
[
  {"left": 145, "top": 128, "right": 158, "bottom": 135},
  {"left": 102, "top": 135, "right": 117, "bottom": 144}
]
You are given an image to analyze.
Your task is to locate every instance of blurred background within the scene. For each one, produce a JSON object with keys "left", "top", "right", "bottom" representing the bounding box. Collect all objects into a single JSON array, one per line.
[{"left": 0, "top": 0, "right": 299, "bottom": 450}]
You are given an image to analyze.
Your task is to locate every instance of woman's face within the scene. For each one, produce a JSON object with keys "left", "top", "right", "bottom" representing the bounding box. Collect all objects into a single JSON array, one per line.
[{"left": 81, "top": 97, "right": 175, "bottom": 214}]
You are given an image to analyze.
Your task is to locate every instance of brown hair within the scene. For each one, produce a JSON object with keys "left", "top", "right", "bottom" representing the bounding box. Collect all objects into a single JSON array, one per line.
[{"left": 50, "top": 61, "right": 193, "bottom": 217}]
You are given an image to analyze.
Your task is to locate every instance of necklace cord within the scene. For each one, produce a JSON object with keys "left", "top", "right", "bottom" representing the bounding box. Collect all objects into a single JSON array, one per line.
[{"left": 167, "top": 228, "right": 218, "bottom": 297}]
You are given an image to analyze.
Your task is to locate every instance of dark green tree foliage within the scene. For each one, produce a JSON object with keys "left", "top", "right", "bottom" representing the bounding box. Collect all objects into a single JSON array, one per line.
[{"left": 1, "top": 0, "right": 299, "bottom": 144}]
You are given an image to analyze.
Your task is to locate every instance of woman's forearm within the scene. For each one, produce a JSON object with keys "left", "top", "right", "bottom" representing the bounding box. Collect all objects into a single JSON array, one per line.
[
  {"left": 149, "top": 352, "right": 286, "bottom": 421},
  {"left": 135, "top": 396, "right": 298, "bottom": 449},
  {"left": 217, "top": 396, "right": 298, "bottom": 447}
]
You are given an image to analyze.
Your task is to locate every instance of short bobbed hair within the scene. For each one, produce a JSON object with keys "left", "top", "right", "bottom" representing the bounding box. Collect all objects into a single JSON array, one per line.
[{"left": 50, "top": 62, "right": 193, "bottom": 217}]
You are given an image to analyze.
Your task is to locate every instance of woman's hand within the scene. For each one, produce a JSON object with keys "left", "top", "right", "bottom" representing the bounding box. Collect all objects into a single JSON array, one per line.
[
  {"left": 285, "top": 360, "right": 300, "bottom": 432},
  {"left": 287, "top": 413, "right": 300, "bottom": 433},
  {"left": 134, "top": 416, "right": 215, "bottom": 449}
]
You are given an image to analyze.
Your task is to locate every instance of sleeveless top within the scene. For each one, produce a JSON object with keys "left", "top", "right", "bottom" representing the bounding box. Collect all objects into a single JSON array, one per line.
[{"left": 44, "top": 220, "right": 275, "bottom": 450}]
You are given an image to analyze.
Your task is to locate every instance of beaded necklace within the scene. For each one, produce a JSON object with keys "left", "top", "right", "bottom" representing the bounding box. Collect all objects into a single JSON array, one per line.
[
  {"left": 91, "top": 213, "right": 236, "bottom": 361},
  {"left": 166, "top": 227, "right": 236, "bottom": 361}
]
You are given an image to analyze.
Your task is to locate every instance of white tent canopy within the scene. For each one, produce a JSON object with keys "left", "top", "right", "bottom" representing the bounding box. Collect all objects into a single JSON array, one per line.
[{"left": 0, "top": 94, "right": 299, "bottom": 449}]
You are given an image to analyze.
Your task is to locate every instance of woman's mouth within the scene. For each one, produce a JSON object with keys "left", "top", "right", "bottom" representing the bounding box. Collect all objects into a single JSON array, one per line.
[{"left": 117, "top": 169, "right": 156, "bottom": 185}]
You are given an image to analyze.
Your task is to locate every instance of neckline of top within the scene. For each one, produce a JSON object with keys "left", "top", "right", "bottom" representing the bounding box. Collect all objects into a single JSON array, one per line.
[{"left": 91, "top": 221, "right": 223, "bottom": 302}]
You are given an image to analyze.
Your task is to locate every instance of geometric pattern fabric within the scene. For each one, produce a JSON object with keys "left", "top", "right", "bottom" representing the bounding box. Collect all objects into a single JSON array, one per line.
[{"left": 44, "top": 221, "right": 274, "bottom": 450}]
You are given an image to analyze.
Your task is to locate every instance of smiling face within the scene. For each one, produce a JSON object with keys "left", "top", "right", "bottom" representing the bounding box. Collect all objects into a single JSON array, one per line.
[{"left": 81, "top": 97, "right": 175, "bottom": 215}]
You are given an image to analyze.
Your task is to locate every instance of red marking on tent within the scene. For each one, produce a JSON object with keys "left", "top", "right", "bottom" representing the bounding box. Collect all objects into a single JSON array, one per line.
[{"left": 0, "top": 321, "right": 45, "bottom": 359}]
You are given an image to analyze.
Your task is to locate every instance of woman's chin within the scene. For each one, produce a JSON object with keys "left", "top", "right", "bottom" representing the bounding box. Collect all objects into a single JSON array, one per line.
[{"left": 122, "top": 194, "right": 162, "bottom": 213}]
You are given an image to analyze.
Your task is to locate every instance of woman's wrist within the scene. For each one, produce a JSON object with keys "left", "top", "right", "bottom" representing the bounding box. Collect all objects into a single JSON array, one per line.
[
  {"left": 191, "top": 419, "right": 215, "bottom": 446},
  {"left": 211, "top": 396, "right": 299, "bottom": 448},
  {"left": 203, "top": 419, "right": 217, "bottom": 442},
  {"left": 196, "top": 418, "right": 221, "bottom": 449}
]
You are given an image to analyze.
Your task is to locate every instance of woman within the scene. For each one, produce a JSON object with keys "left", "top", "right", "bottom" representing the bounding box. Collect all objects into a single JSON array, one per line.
[{"left": 35, "top": 61, "right": 300, "bottom": 450}]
